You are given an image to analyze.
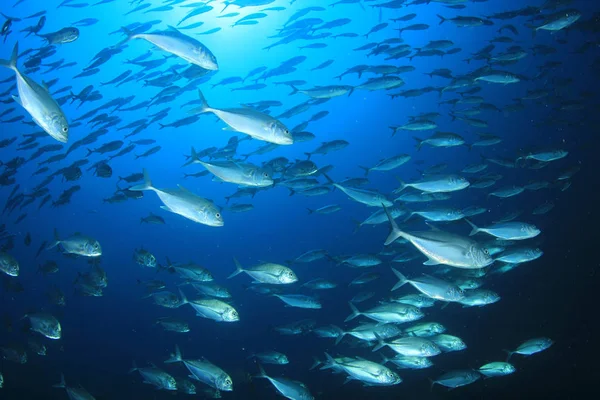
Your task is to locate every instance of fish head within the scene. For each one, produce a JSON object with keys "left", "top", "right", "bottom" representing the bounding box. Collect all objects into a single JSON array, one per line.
[
  {"left": 421, "top": 342, "right": 441, "bottom": 357},
  {"left": 192, "top": 46, "right": 218, "bottom": 71},
  {"left": 198, "top": 207, "right": 224, "bottom": 227},
  {"left": 473, "top": 245, "right": 494, "bottom": 268},
  {"left": 216, "top": 375, "right": 233, "bottom": 391},
  {"left": 502, "top": 363, "right": 516, "bottom": 374},
  {"left": 49, "top": 323, "right": 62, "bottom": 339},
  {"left": 529, "top": 248, "right": 544, "bottom": 259},
  {"left": 47, "top": 113, "right": 69, "bottom": 143},
  {"left": 447, "top": 209, "right": 464, "bottom": 220},
  {"left": 1, "top": 258, "right": 19, "bottom": 277},
  {"left": 431, "top": 323, "right": 446, "bottom": 334},
  {"left": 224, "top": 308, "right": 239, "bottom": 322},
  {"left": 83, "top": 239, "right": 102, "bottom": 257},
  {"left": 255, "top": 168, "right": 274, "bottom": 186},
  {"left": 279, "top": 269, "right": 298, "bottom": 284},
  {"left": 165, "top": 375, "right": 177, "bottom": 391},
  {"left": 267, "top": 120, "right": 293, "bottom": 145},
  {"left": 451, "top": 338, "right": 467, "bottom": 350},
  {"left": 277, "top": 354, "right": 289, "bottom": 364},
  {"left": 447, "top": 286, "right": 465, "bottom": 302},
  {"left": 521, "top": 224, "right": 540, "bottom": 237}
]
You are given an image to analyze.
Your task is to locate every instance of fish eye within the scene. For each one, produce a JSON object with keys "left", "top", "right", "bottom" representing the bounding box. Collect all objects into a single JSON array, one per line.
[
  {"left": 216, "top": 213, "right": 221, "bottom": 218},
  {"left": 484, "top": 249, "right": 489, "bottom": 255},
  {"left": 62, "top": 127, "right": 68, "bottom": 133}
]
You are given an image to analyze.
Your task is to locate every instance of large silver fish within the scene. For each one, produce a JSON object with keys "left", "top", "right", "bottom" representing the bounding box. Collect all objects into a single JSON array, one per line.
[
  {"left": 130, "top": 169, "right": 223, "bottom": 227},
  {"left": 120, "top": 26, "right": 218, "bottom": 70},
  {"left": 191, "top": 90, "right": 293, "bottom": 145},
  {"left": 0, "top": 43, "right": 69, "bottom": 142},
  {"left": 165, "top": 346, "right": 233, "bottom": 391},
  {"left": 391, "top": 269, "right": 465, "bottom": 302},
  {"left": 190, "top": 150, "right": 273, "bottom": 187},
  {"left": 383, "top": 205, "right": 493, "bottom": 268},
  {"left": 255, "top": 364, "right": 313, "bottom": 400}
]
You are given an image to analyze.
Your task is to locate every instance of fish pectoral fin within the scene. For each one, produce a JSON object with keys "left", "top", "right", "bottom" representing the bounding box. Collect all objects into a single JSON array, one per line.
[
  {"left": 11, "top": 95, "right": 23, "bottom": 107},
  {"left": 423, "top": 259, "right": 441, "bottom": 266},
  {"left": 160, "top": 205, "right": 176, "bottom": 214}
]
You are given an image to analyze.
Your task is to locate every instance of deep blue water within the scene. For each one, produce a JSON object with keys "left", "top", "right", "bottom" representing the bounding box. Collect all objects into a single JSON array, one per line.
[{"left": 0, "top": 0, "right": 599, "bottom": 399}]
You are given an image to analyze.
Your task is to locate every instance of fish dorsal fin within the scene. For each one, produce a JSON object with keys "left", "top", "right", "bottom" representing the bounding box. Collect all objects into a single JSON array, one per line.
[
  {"left": 425, "top": 222, "right": 441, "bottom": 231},
  {"left": 177, "top": 184, "right": 193, "bottom": 194},
  {"left": 167, "top": 25, "right": 180, "bottom": 33}
]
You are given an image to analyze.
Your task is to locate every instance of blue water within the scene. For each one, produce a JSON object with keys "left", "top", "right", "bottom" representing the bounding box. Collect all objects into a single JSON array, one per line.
[{"left": 0, "top": 0, "right": 598, "bottom": 398}]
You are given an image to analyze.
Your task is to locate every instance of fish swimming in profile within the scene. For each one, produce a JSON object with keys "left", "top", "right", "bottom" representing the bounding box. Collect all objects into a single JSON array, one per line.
[
  {"left": 47, "top": 229, "right": 102, "bottom": 257},
  {"left": 0, "top": 43, "right": 69, "bottom": 142},
  {"left": 130, "top": 169, "right": 223, "bottom": 227},
  {"left": 228, "top": 257, "right": 297, "bottom": 285},
  {"left": 254, "top": 363, "right": 313, "bottom": 399},
  {"left": 383, "top": 205, "right": 493, "bottom": 269},
  {"left": 53, "top": 373, "right": 96, "bottom": 400},
  {"left": 118, "top": 26, "right": 218, "bottom": 70},
  {"left": 37, "top": 27, "right": 79, "bottom": 44},
  {"left": 165, "top": 345, "right": 233, "bottom": 391},
  {"left": 190, "top": 90, "right": 292, "bottom": 145}
]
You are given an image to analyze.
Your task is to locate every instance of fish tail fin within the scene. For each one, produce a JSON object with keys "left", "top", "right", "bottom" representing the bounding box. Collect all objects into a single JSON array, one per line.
[
  {"left": 358, "top": 166, "right": 370, "bottom": 176},
  {"left": 164, "top": 345, "right": 182, "bottom": 364},
  {"left": 465, "top": 218, "right": 479, "bottom": 236},
  {"left": 114, "top": 27, "right": 136, "bottom": 48},
  {"left": 413, "top": 137, "right": 424, "bottom": 151},
  {"left": 129, "top": 168, "right": 153, "bottom": 191},
  {"left": 128, "top": 361, "right": 139, "bottom": 373},
  {"left": 333, "top": 325, "right": 346, "bottom": 345},
  {"left": 227, "top": 257, "right": 245, "bottom": 279},
  {"left": 383, "top": 204, "right": 404, "bottom": 246},
  {"left": 393, "top": 176, "right": 406, "bottom": 193},
  {"left": 503, "top": 349, "right": 514, "bottom": 362},
  {"left": 379, "top": 353, "right": 390, "bottom": 365},
  {"left": 306, "top": 208, "right": 314, "bottom": 214},
  {"left": 189, "top": 90, "right": 211, "bottom": 115},
  {"left": 320, "top": 352, "right": 337, "bottom": 370},
  {"left": 323, "top": 174, "right": 334, "bottom": 185},
  {"left": 46, "top": 228, "right": 61, "bottom": 250},
  {"left": 221, "top": 1, "right": 232, "bottom": 13},
  {"left": 344, "top": 301, "right": 361, "bottom": 322},
  {"left": 52, "top": 373, "right": 66, "bottom": 389},
  {"left": 178, "top": 288, "right": 188, "bottom": 305},
  {"left": 304, "top": 152, "right": 312, "bottom": 160},
  {"left": 391, "top": 268, "right": 408, "bottom": 291},
  {"left": 0, "top": 42, "right": 19, "bottom": 72},
  {"left": 254, "top": 362, "right": 268, "bottom": 379},
  {"left": 309, "top": 357, "right": 322, "bottom": 371},
  {"left": 86, "top": 148, "right": 93, "bottom": 157},
  {"left": 429, "top": 378, "right": 436, "bottom": 392},
  {"left": 437, "top": 15, "right": 447, "bottom": 25},
  {"left": 372, "top": 333, "right": 386, "bottom": 352},
  {"left": 289, "top": 85, "right": 299, "bottom": 95}
]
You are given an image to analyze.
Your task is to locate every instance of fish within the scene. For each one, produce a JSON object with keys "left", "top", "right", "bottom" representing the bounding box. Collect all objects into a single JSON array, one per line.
[
  {"left": 190, "top": 90, "right": 292, "bottom": 145},
  {"left": 130, "top": 169, "right": 223, "bottom": 227},
  {"left": 119, "top": 26, "right": 218, "bottom": 70},
  {"left": 383, "top": 206, "right": 493, "bottom": 269},
  {"left": 0, "top": 43, "right": 69, "bottom": 142},
  {"left": 228, "top": 258, "right": 297, "bottom": 285},
  {"left": 431, "top": 370, "right": 481, "bottom": 389},
  {"left": 254, "top": 364, "right": 313, "bottom": 399},
  {"left": 53, "top": 374, "right": 96, "bottom": 399},
  {"left": 478, "top": 362, "right": 516, "bottom": 377},
  {"left": 165, "top": 345, "right": 233, "bottom": 391},
  {"left": 391, "top": 270, "right": 465, "bottom": 302},
  {"left": 504, "top": 337, "right": 553, "bottom": 360},
  {"left": 466, "top": 220, "right": 541, "bottom": 240},
  {"left": 47, "top": 229, "right": 101, "bottom": 257}
]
